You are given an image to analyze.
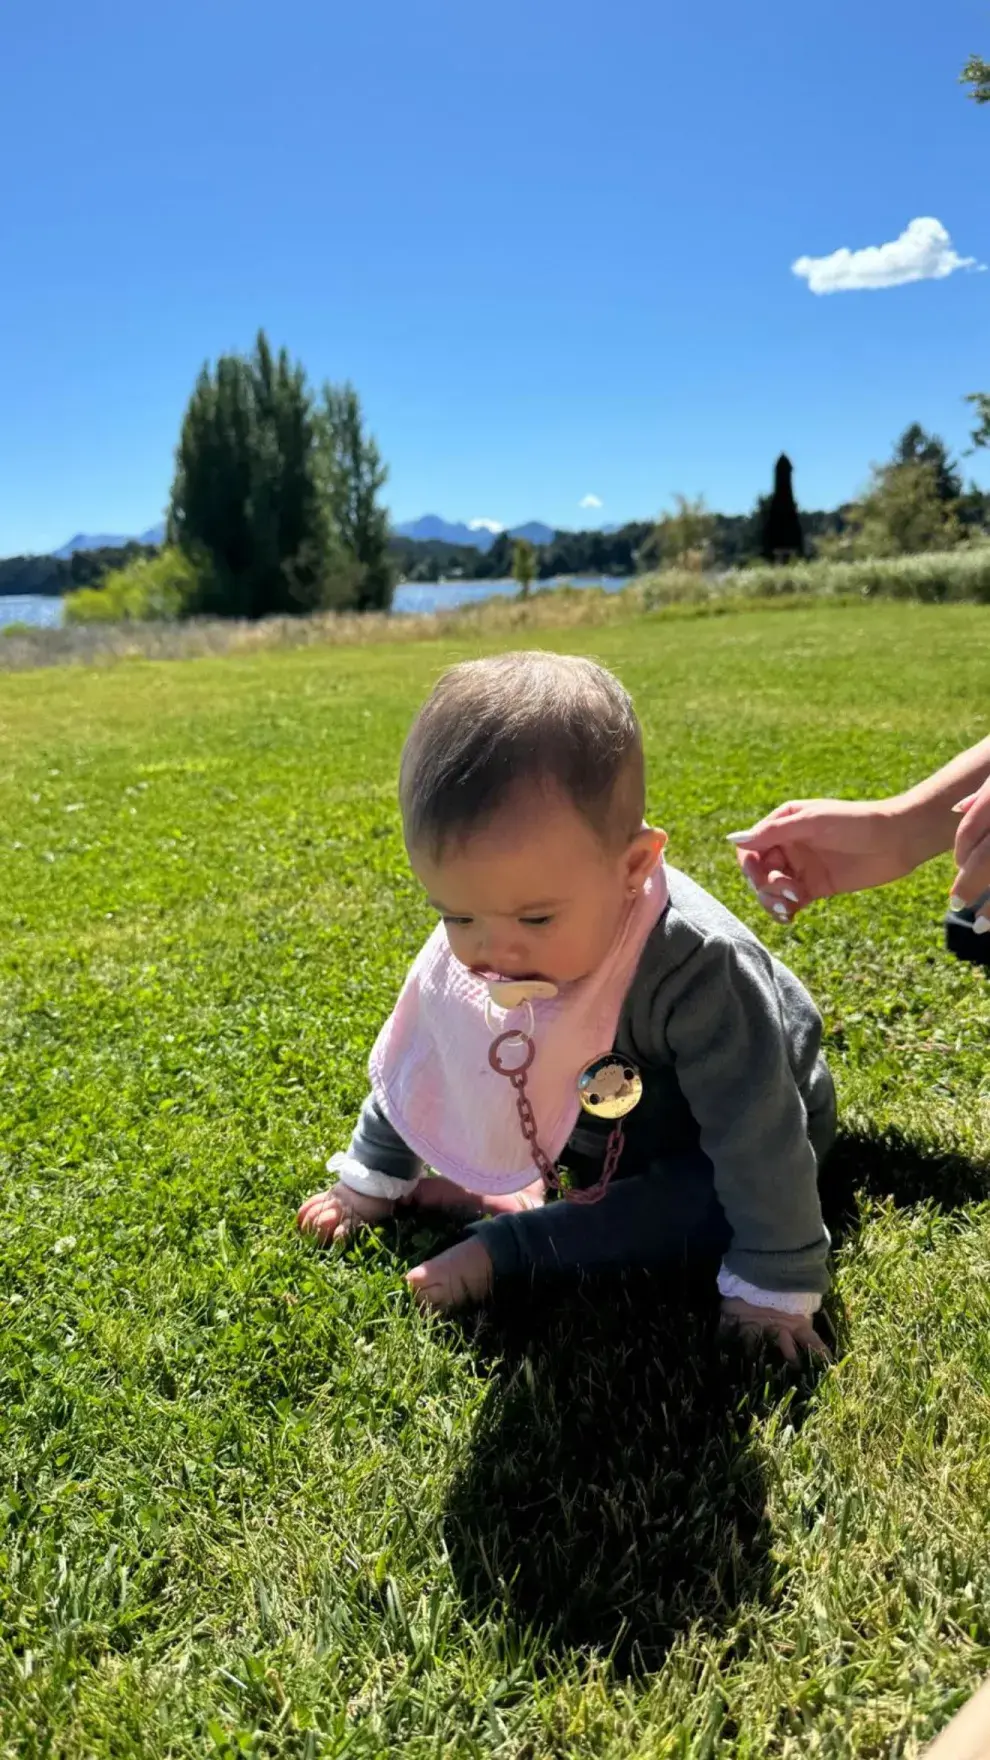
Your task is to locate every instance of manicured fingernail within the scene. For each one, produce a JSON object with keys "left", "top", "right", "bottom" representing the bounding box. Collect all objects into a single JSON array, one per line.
[
  {"left": 975, "top": 917, "right": 990, "bottom": 936},
  {"left": 949, "top": 894, "right": 967, "bottom": 912},
  {"left": 781, "top": 888, "right": 800, "bottom": 903},
  {"left": 726, "top": 829, "right": 757, "bottom": 845},
  {"left": 772, "top": 903, "right": 789, "bottom": 920}
]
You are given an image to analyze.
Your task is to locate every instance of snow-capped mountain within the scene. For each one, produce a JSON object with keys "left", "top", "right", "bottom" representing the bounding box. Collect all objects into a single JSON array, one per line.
[{"left": 393, "top": 515, "right": 555, "bottom": 551}]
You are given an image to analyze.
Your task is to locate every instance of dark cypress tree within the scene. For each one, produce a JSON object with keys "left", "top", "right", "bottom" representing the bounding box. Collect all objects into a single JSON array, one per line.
[{"left": 759, "top": 454, "right": 805, "bottom": 563}]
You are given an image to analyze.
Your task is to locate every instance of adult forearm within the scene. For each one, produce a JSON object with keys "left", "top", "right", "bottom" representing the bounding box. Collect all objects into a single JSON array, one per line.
[{"left": 887, "top": 736, "right": 990, "bottom": 871}]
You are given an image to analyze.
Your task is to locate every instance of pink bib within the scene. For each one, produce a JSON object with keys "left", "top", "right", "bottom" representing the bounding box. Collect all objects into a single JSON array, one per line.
[{"left": 369, "top": 862, "right": 670, "bottom": 1194}]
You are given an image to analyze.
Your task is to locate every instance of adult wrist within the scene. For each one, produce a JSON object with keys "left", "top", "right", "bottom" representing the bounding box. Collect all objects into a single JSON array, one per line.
[{"left": 882, "top": 791, "right": 954, "bottom": 874}]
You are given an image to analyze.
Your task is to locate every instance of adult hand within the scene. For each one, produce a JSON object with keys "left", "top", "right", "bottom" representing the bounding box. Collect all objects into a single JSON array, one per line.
[
  {"left": 727, "top": 799, "right": 911, "bottom": 922},
  {"left": 951, "top": 773, "right": 990, "bottom": 927}
]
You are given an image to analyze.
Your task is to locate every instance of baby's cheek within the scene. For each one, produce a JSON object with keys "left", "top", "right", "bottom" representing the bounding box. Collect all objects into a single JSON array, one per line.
[{"left": 445, "top": 927, "right": 475, "bottom": 966}]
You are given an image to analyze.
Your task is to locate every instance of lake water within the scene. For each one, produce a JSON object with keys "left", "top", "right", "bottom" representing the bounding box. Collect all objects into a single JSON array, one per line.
[
  {"left": 1, "top": 595, "right": 64, "bottom": 630},
  {"left": 394, "top": 575, "right": 626, "bottom": 614},
  {"left": 2, "top": 575, "right": 629, "bottom": 632}
]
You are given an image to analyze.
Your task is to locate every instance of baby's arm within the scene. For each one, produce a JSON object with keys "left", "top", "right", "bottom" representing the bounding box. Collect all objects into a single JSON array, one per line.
[
  {"left": 663, "top": 934, "right": 831, "bottom": 1349},
  {"left": 298, "top": 1095, "right": 426, "bottom": 1242}
]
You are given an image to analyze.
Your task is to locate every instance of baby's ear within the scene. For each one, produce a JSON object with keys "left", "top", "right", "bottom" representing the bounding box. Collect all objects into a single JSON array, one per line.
[{"left": 626, "top": 826, "right": 665, "bottom": 886}]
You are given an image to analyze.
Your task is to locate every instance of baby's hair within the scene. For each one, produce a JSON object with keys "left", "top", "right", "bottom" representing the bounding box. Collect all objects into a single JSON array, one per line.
[{"left": 400, "top": 651, "right": 645, "bottom": 856}]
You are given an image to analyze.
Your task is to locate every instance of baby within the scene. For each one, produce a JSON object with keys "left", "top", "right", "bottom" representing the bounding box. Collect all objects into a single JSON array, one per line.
[{"left": 299, "top": 652, "right": 836, "bottom": 1359}]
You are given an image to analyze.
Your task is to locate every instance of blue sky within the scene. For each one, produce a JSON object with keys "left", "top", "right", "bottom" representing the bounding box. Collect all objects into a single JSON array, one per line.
[{"left": 2, "top": 0, "right": 988, "bottom": 553}]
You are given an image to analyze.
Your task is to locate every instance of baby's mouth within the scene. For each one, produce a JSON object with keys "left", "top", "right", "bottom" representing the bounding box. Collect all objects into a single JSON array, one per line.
[{"left": 471, "top": 966, "right": 544, "bottom": 983}]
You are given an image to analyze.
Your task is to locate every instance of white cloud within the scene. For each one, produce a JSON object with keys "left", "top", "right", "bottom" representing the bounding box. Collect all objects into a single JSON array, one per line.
[
  {"left": 468, "top": 518, "right": 504, "bottom": 533},
  {"left": 792, "top": 216, "right": 981, "bottom": 295},
  {"left": 579, "top": 493, "right": 603, "bottom": 510}
]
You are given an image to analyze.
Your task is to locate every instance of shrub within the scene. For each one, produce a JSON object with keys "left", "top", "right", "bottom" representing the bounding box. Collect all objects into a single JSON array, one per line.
[
  {"left": 64, "top": 547, "right": 203, "bottom": 624},
  {"left": 639, "top": 545, "right": 990, "bottom": 611}
]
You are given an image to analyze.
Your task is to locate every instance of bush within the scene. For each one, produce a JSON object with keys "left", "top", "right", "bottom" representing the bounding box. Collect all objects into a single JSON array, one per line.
[
  {"left": 64, "top": 548, "right": 203, "bottom": 624},
  {"left": 640, "top": 545, "right": 990, "bottom": 611}
]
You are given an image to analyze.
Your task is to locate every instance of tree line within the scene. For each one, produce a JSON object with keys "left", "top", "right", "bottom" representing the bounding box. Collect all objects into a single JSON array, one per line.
[
  {"left": 5, "top": 420, "right": 987, "bottom": 608},
  {"left": 386, "top": 427, "right": 990, "bottom": 588},
  {"left": 0, "top": 542, "right": 158, "bottom": 600}
]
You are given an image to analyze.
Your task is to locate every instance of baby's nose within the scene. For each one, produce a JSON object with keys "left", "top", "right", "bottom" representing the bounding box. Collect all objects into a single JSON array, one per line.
[{"left": 478, "top": 931, "right": 524, "bottom": 973}]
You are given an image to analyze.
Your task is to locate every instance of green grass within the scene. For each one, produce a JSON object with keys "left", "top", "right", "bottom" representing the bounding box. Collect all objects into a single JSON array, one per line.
[{"left": 2, "top": 602, "right": 990, "bottom": 1757}]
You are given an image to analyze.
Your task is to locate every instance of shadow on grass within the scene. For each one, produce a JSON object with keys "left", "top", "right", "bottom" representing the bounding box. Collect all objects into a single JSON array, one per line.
[
  {"left": 820, "top": 1122, "right": 990, "bottom": 1240},
  {"left": 440, "top": 1266, "right": 796, "bottom": 1674},
  {"left": 432, "top": 1124, "right": 990, "bottom": 1672}
]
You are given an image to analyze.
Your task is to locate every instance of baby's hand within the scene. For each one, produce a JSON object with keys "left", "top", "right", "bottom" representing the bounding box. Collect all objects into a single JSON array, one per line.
[
  {"left": 406, "top": 1239, "right": 495, "bottom": 1311},
  {"left": 297, "top": 1182, "right": 394, "bottom": 1244},
  {"left": 720, "top": 1296, "right": 831, "bottom": 1364}
]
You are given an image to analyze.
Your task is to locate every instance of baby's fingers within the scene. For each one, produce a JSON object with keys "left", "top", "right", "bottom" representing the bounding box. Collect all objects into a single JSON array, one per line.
[
  {"left": 795, "top": 1323, "right": 832, "bottom": 1362},
  {"left": 298, "top": 1191, "right": 347, "bottom": 1241},
  {"left": 772, "top": 1325, "right": 800, "bottom": 1365}
]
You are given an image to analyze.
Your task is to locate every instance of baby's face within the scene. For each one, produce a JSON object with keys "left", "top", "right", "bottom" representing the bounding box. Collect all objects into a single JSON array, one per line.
[{"left": 410, "top": 793, "right": 663, "bottom": 985}]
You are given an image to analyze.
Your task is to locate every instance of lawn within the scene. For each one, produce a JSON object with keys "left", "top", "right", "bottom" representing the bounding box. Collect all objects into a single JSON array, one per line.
[{"left": 2, "top": 602, "right": 990, "bottom": 1758}]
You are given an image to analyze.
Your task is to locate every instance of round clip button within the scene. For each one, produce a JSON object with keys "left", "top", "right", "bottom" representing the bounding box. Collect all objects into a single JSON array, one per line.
[{"left": 577, "top": 1055, "right": 643, "bottom": 1119}]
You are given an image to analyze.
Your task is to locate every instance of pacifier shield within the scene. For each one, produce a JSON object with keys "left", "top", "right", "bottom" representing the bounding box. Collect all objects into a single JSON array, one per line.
[{"left": 577, "top": 1055, "right": 643, "bottom": 1119}]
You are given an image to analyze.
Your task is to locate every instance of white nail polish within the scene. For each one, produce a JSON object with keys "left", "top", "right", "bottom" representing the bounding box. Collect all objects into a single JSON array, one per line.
[
  {"left": 772, "top": 903, "right": 789, "bottom": 920},
  {"left": 974, "top": 917, "right": 990, "bottom": 936},
  {"left": 725, "top": 830, "right": 757, "bottom": 845},
  {"left": 782, "top": 888, "right": 800, "bottom": 904},
  {"left": 949, "top": 895, "right": 967, "bottom": 913}
]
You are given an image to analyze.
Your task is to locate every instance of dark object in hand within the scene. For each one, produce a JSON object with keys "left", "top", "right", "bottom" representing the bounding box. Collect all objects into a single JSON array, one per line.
[{"left": 945, "top": 905, "right": 990, "bottom": 968}]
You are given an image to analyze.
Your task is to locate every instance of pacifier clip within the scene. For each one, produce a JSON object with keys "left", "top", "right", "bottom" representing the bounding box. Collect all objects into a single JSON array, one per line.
[{"left": 484, "top": 983, "right": 643, "bottom": 1206}]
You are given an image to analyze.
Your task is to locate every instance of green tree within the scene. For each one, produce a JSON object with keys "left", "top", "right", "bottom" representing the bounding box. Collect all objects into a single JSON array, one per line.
[
  {"left": 316, "top": 385, "right": 394, "bottom": 612},
  {"left": 167, "top": 331, "right": 334, "bottom": 619},
  {"left": 962, "top": 53, "right": 990, "bottom": 102},
  {"left": 512, "top": 537, "right": 537, "bottom": 599},
  {"left": 961, "top": 46, "right": 989, "bottom": 452},
  {"left": 966, "top": 391, "right": 990, "bottom": 453},
  {"left": 893, "top": 423, "right": 962, "bottom": 501},
  {"left": 639, "top": 495, "right": 715, "bottom": 572},
  {"left": 846, "top": 460, "right": 962, "bottom": 558}
]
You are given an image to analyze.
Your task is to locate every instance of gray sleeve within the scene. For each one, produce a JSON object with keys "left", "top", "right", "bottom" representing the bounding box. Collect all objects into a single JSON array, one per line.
[
  {"left": 660, "top": 936, "right": 830, "bottom": 1294},
  {"left": 346, "top": 1094, "right": 426, "bottom": 1186}
]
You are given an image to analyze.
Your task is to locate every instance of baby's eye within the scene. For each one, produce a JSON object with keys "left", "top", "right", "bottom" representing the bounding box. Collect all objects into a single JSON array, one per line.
[
  {"left": 442, "top": 914, "right": 473, "bottom": 927},
  {"left": 519, "top": 915, "right": 553, "bottom": 928}
]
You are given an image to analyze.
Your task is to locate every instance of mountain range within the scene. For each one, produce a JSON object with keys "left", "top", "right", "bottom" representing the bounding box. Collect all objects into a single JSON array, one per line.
[
  {"left": 392, "top": 515, "right": 555, "bottom": 552},
  {"left": 54, "top": 524, "right": 166, "bottom": 559},
  {"left": 52, "top": 517, "right": 555, "bottom": 559}
]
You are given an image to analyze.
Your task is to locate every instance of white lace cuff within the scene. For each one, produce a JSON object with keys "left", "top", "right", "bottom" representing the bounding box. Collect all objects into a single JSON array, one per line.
[
  {"left": 718, "top": 1267, "right": 822, "bottom": 1317},
  {"left": 327, "top": 1153, "right": 423, "bottom": 1203}
]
